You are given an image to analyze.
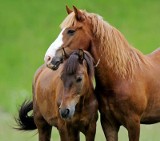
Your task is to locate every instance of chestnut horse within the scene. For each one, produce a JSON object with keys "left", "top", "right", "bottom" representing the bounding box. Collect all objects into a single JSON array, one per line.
[
  {"left": 16, "top": 50, "right": 98, "bottom": 141},
  {"left": 44, "top": 6, "right": 160, "bottom": 141}
]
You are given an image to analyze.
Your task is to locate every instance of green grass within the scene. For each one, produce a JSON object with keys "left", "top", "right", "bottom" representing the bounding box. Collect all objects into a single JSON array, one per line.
[
  {"left": 0, "top": 0, "right": 160, "bottom": 140},
  {"left": 1, "top": 111, "right": 160, "bottom": 141}
]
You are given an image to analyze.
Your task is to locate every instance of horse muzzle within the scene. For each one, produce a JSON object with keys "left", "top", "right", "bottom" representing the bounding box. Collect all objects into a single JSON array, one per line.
[
  {"left": 59, "top": 107, "right": 75, "bottom": 120},
  {"left": 47, "top": 57, "right": 63, "bottom": 70}
]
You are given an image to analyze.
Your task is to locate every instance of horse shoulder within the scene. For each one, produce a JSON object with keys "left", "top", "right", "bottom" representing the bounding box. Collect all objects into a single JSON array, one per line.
[
  {"left": 32, "top": 64, "right": 57, "bottom": 107},
  {"left": 113, "top": 78, "right": 148, "bottom": 112},
  {"left": 33, "top": 65, "right": 61, "bottom": 126}
]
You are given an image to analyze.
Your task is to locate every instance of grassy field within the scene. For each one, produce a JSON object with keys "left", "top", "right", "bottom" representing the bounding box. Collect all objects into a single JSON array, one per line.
[{"left": 0, "top": 0, "right": 160, "bottom": 140}]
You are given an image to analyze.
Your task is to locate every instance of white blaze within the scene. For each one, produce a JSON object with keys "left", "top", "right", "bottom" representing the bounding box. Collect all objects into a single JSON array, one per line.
[{"left": 44, "top": 28, "right": 65, "bottom": 63}]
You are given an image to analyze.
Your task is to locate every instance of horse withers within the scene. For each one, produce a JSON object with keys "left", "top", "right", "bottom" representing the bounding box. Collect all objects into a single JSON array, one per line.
[
  {"left": 44, "top": 6, "right": 160, "bottom": 141},
  {"left": 16, "top": 49, "right": 98, "bottom": 141}
]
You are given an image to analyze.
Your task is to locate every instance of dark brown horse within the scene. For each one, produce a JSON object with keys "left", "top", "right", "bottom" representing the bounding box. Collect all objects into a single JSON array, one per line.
[
  {"left": 16, "top": 49, "right": 98, "bottom": 141},
  {"left": 44, "top": 6, "right": 160, "bottom": 141}
]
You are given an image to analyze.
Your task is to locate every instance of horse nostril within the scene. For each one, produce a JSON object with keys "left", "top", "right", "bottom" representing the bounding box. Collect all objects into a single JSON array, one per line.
[
  {"left": 47, "top": 56, "right": 51, "bottom": 61},
  {"left": 60, "top": 108, "right": 70, "bottom": 119},
  {"left": 44, "top": 55, "right": 51, "bottom": 63}
]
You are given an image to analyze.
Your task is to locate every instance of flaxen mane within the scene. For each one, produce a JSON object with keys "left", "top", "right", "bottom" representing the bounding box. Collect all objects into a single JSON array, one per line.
[{"left": 60, "top": 11, "right": 150, "bottom": 78}]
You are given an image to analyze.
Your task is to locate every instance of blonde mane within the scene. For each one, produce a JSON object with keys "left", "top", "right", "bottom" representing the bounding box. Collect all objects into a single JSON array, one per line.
[{"left": 60, "top": 10, "right": 150, "bottom": 78}]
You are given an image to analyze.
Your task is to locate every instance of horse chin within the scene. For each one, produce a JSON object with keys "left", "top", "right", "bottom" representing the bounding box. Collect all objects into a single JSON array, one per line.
[{"left": 62, "top": 114, "right": 74, "bottom": 121}]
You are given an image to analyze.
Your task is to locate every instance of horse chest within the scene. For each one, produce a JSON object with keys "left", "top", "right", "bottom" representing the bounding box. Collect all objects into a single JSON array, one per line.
[{"left": 96, "top": 79, "right": 135, "bottom": 119}]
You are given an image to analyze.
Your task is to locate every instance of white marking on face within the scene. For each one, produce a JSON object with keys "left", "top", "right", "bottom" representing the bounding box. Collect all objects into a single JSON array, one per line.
[{"left": 44, "top": 28, "right": 65, "bottom": 63}]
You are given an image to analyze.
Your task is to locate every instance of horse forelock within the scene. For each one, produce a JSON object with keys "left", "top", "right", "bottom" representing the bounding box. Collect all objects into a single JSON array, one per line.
[
  {"left": 60, "top": 9, "right": 150, "bottom": 79},
  {"left": 60, "top": 12, "right": 78, "bottom": 28},
  {"left": 83, "top": 51, "right": 95, "bottom": 80},
  {"left": 63, "top": 53, "right": 79, "bottom": 75},
  {"left": 62, "top": 50, "right": 94, "bottom": 83}
]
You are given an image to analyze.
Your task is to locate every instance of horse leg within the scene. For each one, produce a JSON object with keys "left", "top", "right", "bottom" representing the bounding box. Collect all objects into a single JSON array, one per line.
[
  {"left": 37, "top": 123, "right": 52, "bottom": 141},
  {"left": 58, "top": 122, "right": 79, "bottom": 141},
  {"left": 100, "top": 114, "right": 120, "bottom": 141},
  {"left": 124, "top": 115, "right": 140, "bottom": 141},
  {"left": 67, "top": 126, "right": 80, "bottom": 141},
  {"left": 85, "top": 122, "right": 97, "bottom": 141},
  {"left": 58, "top": 125, "right": 69, "bottom": 141},
  {"left": 34, "top": 111, "right": 52, "bottom": 141},
  {"left": 58, "top": 128, "right": 69, "bottom": 141}
]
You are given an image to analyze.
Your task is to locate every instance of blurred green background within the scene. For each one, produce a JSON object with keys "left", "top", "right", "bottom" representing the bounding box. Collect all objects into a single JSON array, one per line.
[{"left": 0, "top": 0, "right": 160, "bottom": 140}]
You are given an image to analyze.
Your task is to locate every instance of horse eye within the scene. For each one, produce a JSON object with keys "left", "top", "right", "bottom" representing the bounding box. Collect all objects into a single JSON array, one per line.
[
  {"left": 76, "top": 76, "right": 82, "bottom": 83},
  {"left": 67, "top": 29, "right": 75, "bottom": 35}
]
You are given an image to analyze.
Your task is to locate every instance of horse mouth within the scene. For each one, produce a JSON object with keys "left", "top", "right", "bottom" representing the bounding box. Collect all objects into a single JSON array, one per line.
[
  {"left": 46, "top": 61, "right": 60, "bottom": 70},
  {"left": 46, "top": 58, "right": 63, "bottom": 70},
  {"left": 51, "top": 61, "right": 61, "bottom": 70}
]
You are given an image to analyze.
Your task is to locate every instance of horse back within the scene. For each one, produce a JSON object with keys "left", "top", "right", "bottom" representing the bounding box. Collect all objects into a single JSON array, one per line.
[
  {"left": 33, "top": 64, "right": 61, "bottom": 94},
  {"left": 32, "top": 64, "right": 46, "bottom": 89},
  {"left": 147, "top": 48, "right": 160, "bottom": 63}
]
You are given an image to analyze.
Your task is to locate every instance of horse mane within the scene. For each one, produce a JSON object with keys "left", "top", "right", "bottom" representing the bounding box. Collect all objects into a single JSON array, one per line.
[
  {"left": 61, "top": 10, "right": 150, "bottom": 78},
  {"left": 63, "top": 50, "right": 94, "bottom": 79}
]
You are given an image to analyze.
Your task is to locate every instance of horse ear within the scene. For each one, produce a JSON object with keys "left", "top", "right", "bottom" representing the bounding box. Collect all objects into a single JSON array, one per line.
[
  {"left": 78, "top": 49, "right": 84, "bottom": 63},
  {"left": 66, "top": 5, "right": 73, "bottom": 14},
  {"left": 73, "top": 6, "right": 85, "bottom": 21}
]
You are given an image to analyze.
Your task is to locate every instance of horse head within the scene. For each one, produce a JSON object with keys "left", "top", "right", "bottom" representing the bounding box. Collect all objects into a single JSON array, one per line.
[
  {"left": 44, "top": 6, "right": 98, "bottom": 70},
  {"left": 58, "top": 49, "right": 94, "bottom": 119}
]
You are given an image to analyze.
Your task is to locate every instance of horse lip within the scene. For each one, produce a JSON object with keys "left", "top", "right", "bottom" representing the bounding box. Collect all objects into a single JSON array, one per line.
[
  {"left": 51, "top": 60, "right": 62, "bottom": 70},
  {"left": 51, "top": 65, "right": 59, "bottom": 70},
  {"left": 61, "top": 116, "right": 71, "bottom": 120},
  {"left": 60, "top": 113, "right": 73, "bottom": 120},
  {"left": 46, "top": 62, "right": 59, "bottom": 70},
  {"left": 46, "top": 63, "right": 53, "bottom": 69}
]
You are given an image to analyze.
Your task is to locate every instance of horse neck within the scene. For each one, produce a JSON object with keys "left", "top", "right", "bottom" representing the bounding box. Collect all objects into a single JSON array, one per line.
[{"left": 92, "top": 23, "right": 148, "bottom": 79}]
